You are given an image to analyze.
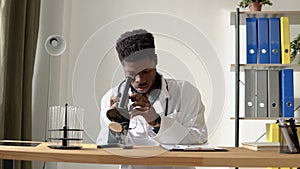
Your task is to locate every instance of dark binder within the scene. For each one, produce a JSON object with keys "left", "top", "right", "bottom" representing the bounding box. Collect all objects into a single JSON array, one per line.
[
  {"left": 269, "top": 18, "right": 281, "bottom": 64},
  {"left": 257, "top": 18, "right": 269, "bottom": 64},
  {"left": 246, "top": 18, "right": 257, "bottom": 64},
  {"left": 268, "top": 70, "right": 280, "bottom": 117},
  {"left": 280, "top": 69, "right": 294, "bottom": 117}
]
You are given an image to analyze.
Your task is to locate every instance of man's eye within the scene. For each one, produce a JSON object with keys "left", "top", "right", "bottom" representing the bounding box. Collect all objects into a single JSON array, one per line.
[
  {"left": 142, "top": 69, "right": 151, "bottom": 73},
  {"left": 126, "top": 71, "right": 135, "bottom": 76}
]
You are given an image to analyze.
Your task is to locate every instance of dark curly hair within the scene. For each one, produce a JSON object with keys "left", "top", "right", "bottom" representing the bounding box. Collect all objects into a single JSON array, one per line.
[{"left": 116, "top": 29, "right": 156, "bottom": 64}]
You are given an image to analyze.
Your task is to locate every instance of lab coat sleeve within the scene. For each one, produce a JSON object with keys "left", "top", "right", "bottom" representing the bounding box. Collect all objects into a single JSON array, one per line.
[
  {"left": 153, "top": 81, "right": 207, "bottom": 145},
  {"left": 96, "top": 89, "right": 115, "bottom": 145}
]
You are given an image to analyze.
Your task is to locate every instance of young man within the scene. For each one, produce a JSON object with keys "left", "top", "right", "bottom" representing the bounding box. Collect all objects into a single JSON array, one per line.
[{"left": 97, "top": 29, "right": 208, "bottom": 169}]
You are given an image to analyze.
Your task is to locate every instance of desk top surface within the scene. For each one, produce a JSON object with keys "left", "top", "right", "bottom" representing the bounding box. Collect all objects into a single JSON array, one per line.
[{"left": 0, "top": 141, "right": 299, "bottom": 167}]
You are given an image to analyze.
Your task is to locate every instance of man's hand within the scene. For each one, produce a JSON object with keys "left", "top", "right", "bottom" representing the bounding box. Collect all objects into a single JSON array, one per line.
[
  {"left": 109, "top": 96, "right": 120, "bottom": 109},
  {"left": 129, "top": 93, "right": 159, "bottom": 123}
]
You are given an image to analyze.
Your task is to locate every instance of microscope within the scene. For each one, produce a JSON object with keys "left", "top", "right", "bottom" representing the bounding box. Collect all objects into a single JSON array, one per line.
[{"left": 105, "top": 76, "right": 134, "bottom": 149}]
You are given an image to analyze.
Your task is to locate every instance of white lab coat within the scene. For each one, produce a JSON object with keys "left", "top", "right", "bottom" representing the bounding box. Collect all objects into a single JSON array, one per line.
[{"left": 97, "top": 76, "right": 208, "bottom": 169}]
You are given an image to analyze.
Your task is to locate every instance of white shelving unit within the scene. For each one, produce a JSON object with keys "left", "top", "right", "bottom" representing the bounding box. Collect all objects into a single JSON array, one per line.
[{"left": 230, "top": 9, "right": 300, "bottom": 147}]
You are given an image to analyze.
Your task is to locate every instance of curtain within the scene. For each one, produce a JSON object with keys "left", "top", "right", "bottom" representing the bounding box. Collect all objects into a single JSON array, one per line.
[{"left": 0, "top": 0, "right": 40, "bottom": 169}]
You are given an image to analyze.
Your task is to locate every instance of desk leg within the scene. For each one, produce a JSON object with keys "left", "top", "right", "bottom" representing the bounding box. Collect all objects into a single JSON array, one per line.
[{"left": 3, "top": 160, "right": 14, "bottom": 169}]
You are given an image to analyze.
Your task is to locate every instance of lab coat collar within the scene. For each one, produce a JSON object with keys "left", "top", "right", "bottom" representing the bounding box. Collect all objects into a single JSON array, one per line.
[{"left": 160, "top": 74, "right": 170, "bottom": 99}]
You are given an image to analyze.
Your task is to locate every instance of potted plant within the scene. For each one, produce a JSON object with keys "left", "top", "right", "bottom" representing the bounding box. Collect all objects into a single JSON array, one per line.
[
  {"left": 238, "top": 0, "right": 273, "bottom": 12},
  {"left": 291, "top": 33, "right": 300, "bottom": 64}
]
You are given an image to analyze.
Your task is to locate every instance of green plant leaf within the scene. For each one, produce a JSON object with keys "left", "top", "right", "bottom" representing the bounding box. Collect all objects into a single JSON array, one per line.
[{"left": 290, "top": 33, "right": 300, "bottom": 58}]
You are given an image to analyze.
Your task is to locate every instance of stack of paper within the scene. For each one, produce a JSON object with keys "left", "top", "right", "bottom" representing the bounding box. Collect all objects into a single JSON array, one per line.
[{"left": 242, "top": 142, "right": 280, "bottom": 151}]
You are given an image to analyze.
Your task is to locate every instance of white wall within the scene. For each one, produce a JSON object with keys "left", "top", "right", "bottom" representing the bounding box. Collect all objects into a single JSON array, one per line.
[{"left": 33, "top": 0, "right": 300, "bottom": 169}]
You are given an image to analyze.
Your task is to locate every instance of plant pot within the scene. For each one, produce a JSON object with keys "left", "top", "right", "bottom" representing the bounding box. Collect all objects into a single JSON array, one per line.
[{"left": 249, "top": 2, "right": 262, "bottom": 12}]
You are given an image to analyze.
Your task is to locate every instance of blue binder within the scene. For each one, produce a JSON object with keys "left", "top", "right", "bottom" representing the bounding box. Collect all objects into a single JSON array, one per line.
[
  {"left": 280, "top": 69, "right": 294, "bottom": 117},
  {"left": 269, "top": 18, "right": 281, "bottom": 63},
  {"left": 257, "top": 18, "right": 269, "bottom": 63},
  {"left": 246, "top": 18, "right": 257, "bottom": 64}
]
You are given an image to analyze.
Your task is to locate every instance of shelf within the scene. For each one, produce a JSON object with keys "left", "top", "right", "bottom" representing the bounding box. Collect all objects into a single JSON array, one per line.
[
  {"left": 230, "top": 11, "right": 300, "bottom": 25},
  {"left": 230, "top": 117, "right": 293, "bottom": 120},
  {"left": 230, "top": 64, "right": 300, "bottom": 72}
]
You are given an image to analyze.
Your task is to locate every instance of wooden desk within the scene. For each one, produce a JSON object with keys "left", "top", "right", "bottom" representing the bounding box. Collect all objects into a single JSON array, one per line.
[{"left": 0, "top": 142, "right": 300, "bottom": 167}]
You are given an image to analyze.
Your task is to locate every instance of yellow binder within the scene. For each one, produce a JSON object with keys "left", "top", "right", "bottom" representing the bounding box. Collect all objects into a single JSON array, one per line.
[
  {"left": 280, "top": 17, "right": 291, "bottom": 64},
  {"left": 266, "top": 123, "right": 280, "bottom": 142}
]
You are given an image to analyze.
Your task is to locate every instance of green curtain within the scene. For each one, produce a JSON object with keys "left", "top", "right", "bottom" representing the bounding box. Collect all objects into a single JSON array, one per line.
[{"left": 0, "top": 0, "right": 40, "bottom": 169}]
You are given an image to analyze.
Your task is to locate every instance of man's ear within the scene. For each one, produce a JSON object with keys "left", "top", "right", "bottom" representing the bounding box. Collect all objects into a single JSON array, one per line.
[{"left": 153, "top": 54, "right": 158, "bottom": 65}]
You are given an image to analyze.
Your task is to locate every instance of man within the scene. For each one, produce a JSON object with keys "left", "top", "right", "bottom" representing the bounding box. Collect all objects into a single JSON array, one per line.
[{"left": 97, "top": 29, "right": 208, "bottom": 169}]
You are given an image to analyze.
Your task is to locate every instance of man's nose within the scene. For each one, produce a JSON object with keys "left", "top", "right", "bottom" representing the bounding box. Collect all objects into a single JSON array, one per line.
[{"left": 134, "top": 74, "right": 143, "bottom": 83}]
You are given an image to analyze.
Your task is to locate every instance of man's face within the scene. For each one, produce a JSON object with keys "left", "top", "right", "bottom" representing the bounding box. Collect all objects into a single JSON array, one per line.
[{"left": 123, "top": 57, "right": 157, "bottom": 94}]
